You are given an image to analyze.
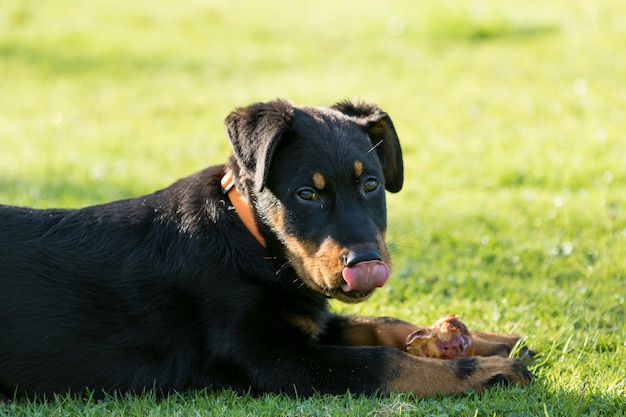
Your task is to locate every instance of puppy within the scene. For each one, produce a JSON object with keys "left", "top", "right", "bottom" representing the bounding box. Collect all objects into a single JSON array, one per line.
[{"left": 0, "top": 99, "right": 531, "bottom": 397}]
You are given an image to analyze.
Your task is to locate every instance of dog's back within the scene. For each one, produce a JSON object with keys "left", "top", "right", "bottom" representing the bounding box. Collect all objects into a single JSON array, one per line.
[{"left": 0, "top": 167, "right": 266, "bottom": 395}]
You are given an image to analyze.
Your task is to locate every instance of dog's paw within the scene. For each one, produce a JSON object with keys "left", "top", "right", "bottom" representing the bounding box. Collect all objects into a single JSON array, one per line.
[
  {"left": 386, "top": 349, "right": 532, "bottom": 396},
  {"left": 454, "top": 356, "right": 532, "bottom": 393}
]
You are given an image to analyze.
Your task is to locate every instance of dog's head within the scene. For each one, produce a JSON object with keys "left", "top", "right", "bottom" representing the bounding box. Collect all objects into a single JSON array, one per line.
[{"left": 225, "top": 99, "right": 403, "bottom": 303}]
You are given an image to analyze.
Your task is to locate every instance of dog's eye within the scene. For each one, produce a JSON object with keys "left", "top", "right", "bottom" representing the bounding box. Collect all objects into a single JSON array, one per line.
[
  {"left": 297, "top": 188, "right": 319, "bottom": 201},
  {"left": 363, "top": 178, "right": 379, "bottom": 193}
]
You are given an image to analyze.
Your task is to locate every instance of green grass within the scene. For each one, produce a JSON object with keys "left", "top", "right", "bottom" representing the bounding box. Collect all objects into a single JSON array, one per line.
[{"left": 1, "top": 0, "right": 625, "bottom": 415}]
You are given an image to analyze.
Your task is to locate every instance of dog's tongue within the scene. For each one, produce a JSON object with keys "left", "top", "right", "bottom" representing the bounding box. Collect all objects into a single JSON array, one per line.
[{"left": 341, "top": 260, "right": 390, "bottom": 293}]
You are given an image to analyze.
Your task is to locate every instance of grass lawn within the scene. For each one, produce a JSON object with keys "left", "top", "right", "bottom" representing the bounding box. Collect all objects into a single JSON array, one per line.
[{"left": 1, "top": 0, "right": 624, "bottom": 415}]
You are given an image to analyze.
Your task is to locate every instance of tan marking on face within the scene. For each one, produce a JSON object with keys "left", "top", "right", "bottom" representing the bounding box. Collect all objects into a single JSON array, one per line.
[
  {"left": 281, "top": 233, "right": 391, "bottom": 304},
  {"left": 262, "top": 199, "right": 392, "bottom": 304},
  {"left": 312, "top": 172, "right": 326, "bottom": 190},
  {"left": 378, "top": 230, "right": 391, "bottom": 266},
  {"left": 280, "top": 234, "right": 337, "bottom": 291},
  {"left": 353, "top": 160, "right": 364, "bottom": 178},
  {"left": 263, "top": 203, "right": 286, "bottom": 234}
]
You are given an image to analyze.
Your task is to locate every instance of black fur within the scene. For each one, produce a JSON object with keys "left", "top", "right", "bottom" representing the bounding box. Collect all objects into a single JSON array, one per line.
[
  {"left": 0, "top": 99, "right": 403, "bottom": 397},
  {"left": 454, "top": 358, "right": 479, "bottom": 380},
  {"left": 485, "top": 374, "right": 509, "bottom": 389}
]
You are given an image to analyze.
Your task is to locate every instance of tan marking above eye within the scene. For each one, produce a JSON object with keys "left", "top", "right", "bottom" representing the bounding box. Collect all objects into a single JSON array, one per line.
[
  {"left": 353, "top": 160, "right": 364, "bottom": 178},
  {"left": 312, "top": 172, "right": 326, "bottom": 190}
]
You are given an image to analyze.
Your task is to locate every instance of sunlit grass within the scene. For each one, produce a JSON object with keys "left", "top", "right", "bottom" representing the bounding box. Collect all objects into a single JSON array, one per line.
[{"left": 1, "top": 0, "right": 625, "bottom": 415}]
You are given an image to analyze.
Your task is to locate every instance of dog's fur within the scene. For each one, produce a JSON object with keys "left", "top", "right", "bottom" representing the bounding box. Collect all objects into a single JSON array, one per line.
[{"left": 0, "top": 99, "right": 531, "bottom": 398}]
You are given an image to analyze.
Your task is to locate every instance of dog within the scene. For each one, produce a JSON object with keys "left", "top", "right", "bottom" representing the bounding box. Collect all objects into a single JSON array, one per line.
[{"left": 0, "top": 99, "right": 531, "bottom": 398}]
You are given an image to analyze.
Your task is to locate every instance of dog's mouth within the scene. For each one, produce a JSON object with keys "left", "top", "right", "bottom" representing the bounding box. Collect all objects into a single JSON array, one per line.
[
  {"left": 327, "top": 260, "right": 389, "bottom": 302},
  {"left": 331, "top": 288, "right": 374, "bottom": 301},
  {"left": 279, "top": 236, "right": 391, "bottom": 303}
]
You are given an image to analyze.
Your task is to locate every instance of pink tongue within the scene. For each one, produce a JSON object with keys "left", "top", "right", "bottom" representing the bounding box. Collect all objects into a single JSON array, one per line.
[{"left": 341, "top": 260, "right": 390, "bottom": 293}]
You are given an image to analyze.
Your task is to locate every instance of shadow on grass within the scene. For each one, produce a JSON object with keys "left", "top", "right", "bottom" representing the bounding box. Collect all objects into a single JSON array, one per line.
[
  {"left": 2, "top": 384, "right": 625, "bottom": 417},
  {"left": 0, "top": 176, "right": 147, "bottom": 208},
  {"left": 535, "top": 386, "right": 626, "bottom": 416},
  {"left": 0, "top": 42, "right": 204, "bottom": 78},
  {"left": 422, "top": 11, "right": 560, "bottom": 44},
  {"left": 459, "top": 22, "right": 558, "bottom": 43}
]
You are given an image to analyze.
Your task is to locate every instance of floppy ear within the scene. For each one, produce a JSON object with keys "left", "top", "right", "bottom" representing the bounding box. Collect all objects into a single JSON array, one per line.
[
  {"left": 331, "top": 100, "right": 404, "bottom": 192},
  {"left": 225, "top": 99, "right": 294, "bottom": 191}
]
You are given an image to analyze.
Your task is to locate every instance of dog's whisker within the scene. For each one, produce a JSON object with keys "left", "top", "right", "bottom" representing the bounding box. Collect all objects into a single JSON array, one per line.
[
  {"left": 367, "top": 139, "right": 384, "bottom": 153},
  {"left": 275, "top": 260, "right": 292, "bottom": 277}
]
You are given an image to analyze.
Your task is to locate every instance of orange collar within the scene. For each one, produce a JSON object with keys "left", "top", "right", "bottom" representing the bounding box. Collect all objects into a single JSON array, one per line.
[{"left": 221, "top": 171, "right": 267, "bottom": 248}]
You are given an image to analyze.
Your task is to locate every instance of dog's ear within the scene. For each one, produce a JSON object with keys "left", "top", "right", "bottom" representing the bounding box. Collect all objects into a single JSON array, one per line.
[
  {"left": 225, "top": 99, "right": 294, "bottom": 191},
  {"left": 332, "top": 100, "right": 403, "bottom": 192}
]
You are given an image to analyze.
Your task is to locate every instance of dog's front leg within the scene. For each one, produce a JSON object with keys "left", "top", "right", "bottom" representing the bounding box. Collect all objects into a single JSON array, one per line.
[
  {"left": 319, "top": 315, "right": 527, "bottom": 359},
  {"left": 472, "top": 331, "right": 532, "bottom": 361},
  {"left": 236, "top": 341, "right": 531, "bottom": 396},
  {"left": 319, "top": 315, "right": 419, "bottom": 350}
]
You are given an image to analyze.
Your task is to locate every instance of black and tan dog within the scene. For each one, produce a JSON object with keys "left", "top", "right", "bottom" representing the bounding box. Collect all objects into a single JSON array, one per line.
[{"left": 0, "top": 99, "right": 531, "bottom": 398}]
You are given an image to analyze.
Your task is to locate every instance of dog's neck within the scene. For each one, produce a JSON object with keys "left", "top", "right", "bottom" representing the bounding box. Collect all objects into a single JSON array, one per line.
[{"left": 220, "top": 171, "right": 267, "bottom": 248}]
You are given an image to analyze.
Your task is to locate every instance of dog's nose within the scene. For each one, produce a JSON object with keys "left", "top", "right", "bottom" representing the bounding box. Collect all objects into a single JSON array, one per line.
[{"left": 343, "top": 246, "right": 382, "bottom": 267}]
